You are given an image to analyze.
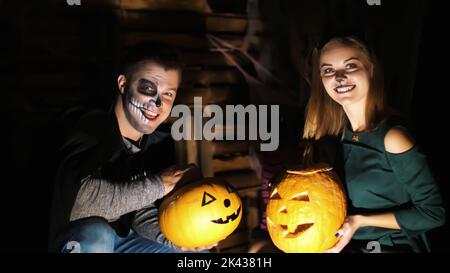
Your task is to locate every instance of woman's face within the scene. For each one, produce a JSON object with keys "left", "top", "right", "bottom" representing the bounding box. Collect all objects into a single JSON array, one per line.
[{"left": 319, "top": 45, "right": 372, "bottom": 107}]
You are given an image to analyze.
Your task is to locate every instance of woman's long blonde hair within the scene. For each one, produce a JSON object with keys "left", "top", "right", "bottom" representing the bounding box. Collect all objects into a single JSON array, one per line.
[{"left": 303, "top": 36, "right": 386, "bottom": 140}]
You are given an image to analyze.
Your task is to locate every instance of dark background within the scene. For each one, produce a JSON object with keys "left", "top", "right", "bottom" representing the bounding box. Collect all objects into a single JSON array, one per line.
[{"left": 0, "top": 0, "right": 448, "bottom": 252}]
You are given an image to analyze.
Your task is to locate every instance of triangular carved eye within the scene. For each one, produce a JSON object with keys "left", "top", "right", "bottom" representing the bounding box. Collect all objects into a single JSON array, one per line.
[
  {"left": 225, "top": 183, "right": 235, "bottom": 193},
  {"left": 270, "top": 188, "right": 281, "bottom": 200},
  {"left": 291, "top": 192, "right": 309, "bottom": 202},
  {"left": 202, "top": 192, "right": 216, "bottom": 206}
]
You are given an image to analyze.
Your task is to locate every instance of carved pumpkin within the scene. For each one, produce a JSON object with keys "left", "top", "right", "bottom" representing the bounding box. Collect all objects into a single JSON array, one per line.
[
  {"left": 266, "top": 164, "right": 347, "bottom": 253},
  {"left": 158, "top": 178, "right": 242, "bottom": 248}
]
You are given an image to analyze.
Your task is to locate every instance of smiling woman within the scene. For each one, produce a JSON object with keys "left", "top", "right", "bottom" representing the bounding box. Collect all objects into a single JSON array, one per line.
[
  {"left": 302, "top": 36, "right": 445, "bottom": 253},
  {"left": 304, "top": 36, "right": 385, "bottom": 140}
]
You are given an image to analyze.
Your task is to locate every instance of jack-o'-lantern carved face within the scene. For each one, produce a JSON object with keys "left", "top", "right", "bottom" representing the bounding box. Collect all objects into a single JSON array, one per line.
[
  {"left": 159, "top": 179, "right": 242, "bottom": 248},
  {"left": 266, "top": 164, "right": 347, "bottom": 253}
]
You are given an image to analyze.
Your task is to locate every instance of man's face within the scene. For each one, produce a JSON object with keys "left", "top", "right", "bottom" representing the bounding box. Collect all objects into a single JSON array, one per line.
[{"left": 121, "top": 62, "right": 180, "bottom": 134}]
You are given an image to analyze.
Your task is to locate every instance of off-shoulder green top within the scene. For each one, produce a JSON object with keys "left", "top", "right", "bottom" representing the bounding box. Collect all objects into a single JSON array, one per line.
[{"left": 342, "top": 118, "right": 445, "bottom": 252}]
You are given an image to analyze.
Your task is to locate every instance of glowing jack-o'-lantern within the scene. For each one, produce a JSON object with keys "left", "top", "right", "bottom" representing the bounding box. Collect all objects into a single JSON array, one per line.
[
  {"left": 266, "top": 164, "right": 347, "bottom": 253},
  {"left": 158, "top": 178, "right": 242, "bottom": 248}
]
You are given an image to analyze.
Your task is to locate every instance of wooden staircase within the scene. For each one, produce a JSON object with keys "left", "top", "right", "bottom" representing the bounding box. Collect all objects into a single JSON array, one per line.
[{"left": 9, "top": 0, "right": 265, "bottom": 253}]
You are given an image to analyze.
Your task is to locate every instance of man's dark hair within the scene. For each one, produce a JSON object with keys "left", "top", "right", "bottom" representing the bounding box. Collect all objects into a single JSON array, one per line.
[{"left": 120, "top": 40, "right": 184, "bottom": 81}]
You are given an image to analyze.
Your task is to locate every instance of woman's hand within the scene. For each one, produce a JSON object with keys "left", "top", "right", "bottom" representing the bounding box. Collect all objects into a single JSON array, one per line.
[
  {"left": 324, "top": 212, "right": 400, "bottom": 253},
  {"left": 325, "top": 215, "right": 362, "bottom": 253}
]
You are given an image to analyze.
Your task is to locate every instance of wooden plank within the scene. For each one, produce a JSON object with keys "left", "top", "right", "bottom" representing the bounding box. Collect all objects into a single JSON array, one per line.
[
  {"left": 123, "top": 11, "right": 260, "bottom": 34},
  {"left": 121, "top": 0, "right": 212, "bottom": 13},
  {"left": 125, "top": 32, "right": 261, "bottom": 51},
  {"left": 207, "top": 123, "right": 255, "bottom": 141},
  {"left": 242, "top": 193, "right": 262, "bottom": 230},
  {"left": 186, "top": 139, "right": 199, "bottom": 165},
  {"left": 215, "top": 170, "right": 260, "bottom": 191},
  {"left": 200, "top": 140, "right": 214, "bottom": 177},
  {"left": 206, "top": 15, "right": 247, "bottom": 33},
  {"left": 180, "top": 115, "right": 199, "bottom": 166},
  {"left": 213, "top": 154, "right": 251, "bottom": 173},
  {"left": 174, "top": 140, "right": 187, "bottom": 165},
  {"left": 174, "top": 85, "right": 248, "bottom": 106},
  {"left": 26, "top": 6, "right": 263, "bottom": 35},
  {"left": 22, "top": 51, "right": 241, "bottom": 69},
  {"left": 182, "top": 68, "right": 243, "bottom": 87},
  {"left": 125, "top": 32, "right": 209, "bottom": 49},
  {"left": 46, "top": 0, "right": 212, "bottom": 14},
  {"left": 124, "top": 11, "right": 207, "bottom": 32},
  {"left": 212, "top": 141, "right": 249, "bottom": 155},
  {"left": 47, "top": 0, "right": 120, "bottom": 8},
  {"left": 207, "top": 0, "right": 248, "bottom": 15},
  {"left": 47, "top": 0, "right": 247, "bottom": 15},
  {"left": 181, "top": 51, "right": 233, "bottom": 67}
]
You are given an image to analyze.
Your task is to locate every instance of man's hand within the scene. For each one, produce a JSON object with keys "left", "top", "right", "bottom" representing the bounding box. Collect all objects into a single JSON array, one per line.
[{"left": 159, "top": 164, "right": 196, "bottom": 196}]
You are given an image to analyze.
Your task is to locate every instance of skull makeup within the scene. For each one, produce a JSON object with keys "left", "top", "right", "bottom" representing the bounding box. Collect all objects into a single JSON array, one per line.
[{"left": 121, "top": 62, "right": 179, "bottom": 134}]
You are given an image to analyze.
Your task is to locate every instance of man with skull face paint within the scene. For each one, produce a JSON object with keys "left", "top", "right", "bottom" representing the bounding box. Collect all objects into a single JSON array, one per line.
[{"left": 49, "top": 41, "right": 214, "bottom": 253}]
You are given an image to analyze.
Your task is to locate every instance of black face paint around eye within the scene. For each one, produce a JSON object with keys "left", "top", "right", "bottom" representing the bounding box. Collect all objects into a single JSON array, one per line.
[
  {"left": 138, "top": 79, "right": 158, "bottom": 96},
  {"left": 137, "top": 79, "right": 162, "bottom": 108},
  {"left": 155, "top": 95, "right": 161, "bottom": 108},
  {"left": 122, "top": 81, "right": 160, "bottom": 133}
]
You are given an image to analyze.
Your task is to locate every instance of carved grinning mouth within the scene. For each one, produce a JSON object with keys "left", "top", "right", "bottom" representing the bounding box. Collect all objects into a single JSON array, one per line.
[
  {"left": 267, "top": 218, "right": 314, "bottom": 238},
  {"left": 211, "top": 206, "right": 241, "bottom": 224}
]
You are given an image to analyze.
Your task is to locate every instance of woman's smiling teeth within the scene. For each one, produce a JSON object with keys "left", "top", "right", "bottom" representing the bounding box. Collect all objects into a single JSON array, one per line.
[{"left": 334, "top": 84, "right": 356, "bottom": 93}]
